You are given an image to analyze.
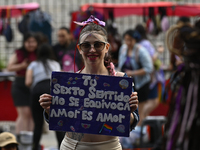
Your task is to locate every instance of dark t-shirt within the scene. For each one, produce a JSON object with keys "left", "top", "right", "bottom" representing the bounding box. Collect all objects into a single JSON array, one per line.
[
  {"left": 16, "top": 49, "right": 36, "bottom": 76},
  {"left": 121, "top": 56, "right": 134, "bottom": 72},
  {"left": 121, "top": 56, "right": 135, "bottom": 83},
  {"left": 53, "top": 42, "right": 82, "bottom": 69}
]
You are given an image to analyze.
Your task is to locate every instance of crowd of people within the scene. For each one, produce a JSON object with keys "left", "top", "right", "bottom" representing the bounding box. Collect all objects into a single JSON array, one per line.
[
  {"left": 6, "top": 27, "right": 80, "bottom": 149},
  {"left": 1, "top": 12, "right": 199, "bottom": 150}
]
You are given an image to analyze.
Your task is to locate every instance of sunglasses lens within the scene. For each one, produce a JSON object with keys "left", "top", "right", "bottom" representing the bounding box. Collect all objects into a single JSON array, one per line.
[
  {"left": 80, "top": 43, "right": 91, "bottom": 52},
  {"left": 94, "top": 42, "right": 105, "bottom": 51},
  {"left": 80, "top": 42, "right": 105, "bottom": 52}
]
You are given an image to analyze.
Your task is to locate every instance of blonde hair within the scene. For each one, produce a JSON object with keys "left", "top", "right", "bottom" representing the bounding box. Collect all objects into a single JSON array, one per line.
[
  {"left": 166, "top": 23, "right": 200, "bottom": 57},
  {"left": 164, "top": 22, "right": 200, "bottom": 150}
]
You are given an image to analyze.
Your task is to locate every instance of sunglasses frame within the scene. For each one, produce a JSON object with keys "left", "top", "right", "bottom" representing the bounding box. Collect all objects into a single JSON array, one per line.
[{"left": 78, "top": 41, "right": 108, "bottom": 52}]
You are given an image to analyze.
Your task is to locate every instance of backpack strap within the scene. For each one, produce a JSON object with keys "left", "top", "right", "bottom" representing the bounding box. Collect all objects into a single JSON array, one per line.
[
  {"left": 135, "top": 45, "right": 140, "bottom": 63},
  {"left": 135, "top": 45, "right": 143, "bottom": 69}
]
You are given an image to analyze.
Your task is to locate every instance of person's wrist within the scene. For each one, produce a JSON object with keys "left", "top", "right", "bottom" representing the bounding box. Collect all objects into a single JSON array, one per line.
[
  {"left": 45, "top": 109, "right": 50, "bottom": 115},
  {"left": 132, "top": 71, "right": 135, "bottom": 76},
  {"left": 21, "top": 63, "right": 27, "bottom": 69},
  {"left": 20, "top": 63, "right": 25, "bottom": 69},
  {"left": 130, "top": 112, "right": 134, "bottom": 118}
]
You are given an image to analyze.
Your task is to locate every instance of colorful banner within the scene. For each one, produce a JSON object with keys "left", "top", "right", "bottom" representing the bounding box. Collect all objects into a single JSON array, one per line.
[{"left": 49, "top": 71, "right": 132, "bottom": 137}]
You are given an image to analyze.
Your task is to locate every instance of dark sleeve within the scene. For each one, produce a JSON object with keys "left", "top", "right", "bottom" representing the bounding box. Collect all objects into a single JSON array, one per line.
[
  {"left": 123, "top": 73, "right": 140, "bottom": 130},
  {"left": 52, "top": 45, "right": 59, "bottom": 61}
]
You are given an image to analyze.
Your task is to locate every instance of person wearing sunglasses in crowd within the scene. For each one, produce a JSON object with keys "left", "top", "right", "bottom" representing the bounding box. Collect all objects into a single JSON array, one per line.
[
  {"left": 39, "top": 15, "right": 139, "bottom": 150},
  {"left": 0, "top": 132, "right": 18, "bottom": 150}
]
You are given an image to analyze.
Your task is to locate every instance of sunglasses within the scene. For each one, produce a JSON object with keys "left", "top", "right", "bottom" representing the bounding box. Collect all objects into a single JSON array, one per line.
[{"left": 79, "top": 41, "right": 107, "bottom": 52}]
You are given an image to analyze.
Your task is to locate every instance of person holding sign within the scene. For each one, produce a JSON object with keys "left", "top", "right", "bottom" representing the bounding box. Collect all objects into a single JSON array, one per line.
[{"left": 39, "top": 15, "right": 139, "bottom": 150}]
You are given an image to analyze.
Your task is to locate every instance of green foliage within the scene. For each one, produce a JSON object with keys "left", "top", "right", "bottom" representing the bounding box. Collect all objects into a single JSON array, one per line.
[
  {"left": 0, "top": 59, "right": 5, "bottom": 71},
  {"left": 154, "top": 58, "right": 162, "bottom": 71}
]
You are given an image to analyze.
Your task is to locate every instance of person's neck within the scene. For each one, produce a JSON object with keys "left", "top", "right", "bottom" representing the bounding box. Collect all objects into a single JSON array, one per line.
[
  {"left": 128, "top": 45, "right": 134, "bottom": 51},
  {"left": 127, "top": 45, "right": 134, "bottom": 56},
  {"left": 60, "top": 40, "right": 71, "bottom": 47},
  {"left": 65, "top": 40, "right": 71, "bottom": 47},
  {"left": 83, "top": 63, "right": 109, "bottom": 75}
]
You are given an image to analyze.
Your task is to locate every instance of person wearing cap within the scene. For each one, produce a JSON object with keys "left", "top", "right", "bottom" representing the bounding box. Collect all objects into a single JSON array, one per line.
[{"left": 0, "top": 132, "right": 18, "bottom": 150}]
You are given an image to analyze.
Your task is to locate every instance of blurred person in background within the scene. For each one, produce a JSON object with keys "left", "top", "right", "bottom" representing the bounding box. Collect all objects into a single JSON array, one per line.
[
  {"left": 35, "top": 32, "right": 49, "bottom": 46},
  {"left": 53, "top": 27, "right": 82, "bottom": 71},
  {"left": 53, "top": 27, "right": 74, "bottom": 65},
  {"left": 135, "top": 24, "right": 164, "bottom": 122},
  {"left": 167, "top": 17, "right": 190, "bottom": 72},
  {"left": 0, "top": 132, "right": 18, "bottom": 150},
  {"left": 25, "top": 43, "right": 65, "bottom": 150},
  {"left": 107, "top": 24, "right": 122, "bottom": 67},
  {"left": 118, "top": 29, "right": 153, "bottom": 147},
  {"left": 7, "top": 32, "right": 39, "bottom": 141},
  {"left": 176, "top": 16, "right": 190, "bottom": 26},
  {"left": 153, "top": 18, "right": 200, "bottom": 150}
]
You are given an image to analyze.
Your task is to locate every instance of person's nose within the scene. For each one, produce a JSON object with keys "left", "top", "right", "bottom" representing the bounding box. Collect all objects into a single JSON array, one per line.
[{"left": 89, "top": 44, "right": 96, "bottom": 52}]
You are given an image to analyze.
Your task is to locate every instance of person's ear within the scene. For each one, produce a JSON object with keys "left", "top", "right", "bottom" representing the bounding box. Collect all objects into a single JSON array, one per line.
[
  {"left": 105, "top": 43, "right": 110, "bottom": 53},
  {"left": 77, "top": 45, "right": 82, "bottom": 54}
]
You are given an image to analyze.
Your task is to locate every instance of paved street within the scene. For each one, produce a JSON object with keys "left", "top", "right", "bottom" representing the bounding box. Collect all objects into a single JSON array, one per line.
[
  {"left": 41, "top": 130, "right": 58, "bottom": 150},
  {"left": 0, "top": 121, "right": 58, "bottom": 150}
]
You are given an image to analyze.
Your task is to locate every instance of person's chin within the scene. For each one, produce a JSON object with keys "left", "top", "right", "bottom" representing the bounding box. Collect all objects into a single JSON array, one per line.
[
  {"left": 87, "top": 59, "right": 99, "bottom": 65},
  {"left": 27, "top": 49, "right": 35, "bottom": 52}
]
